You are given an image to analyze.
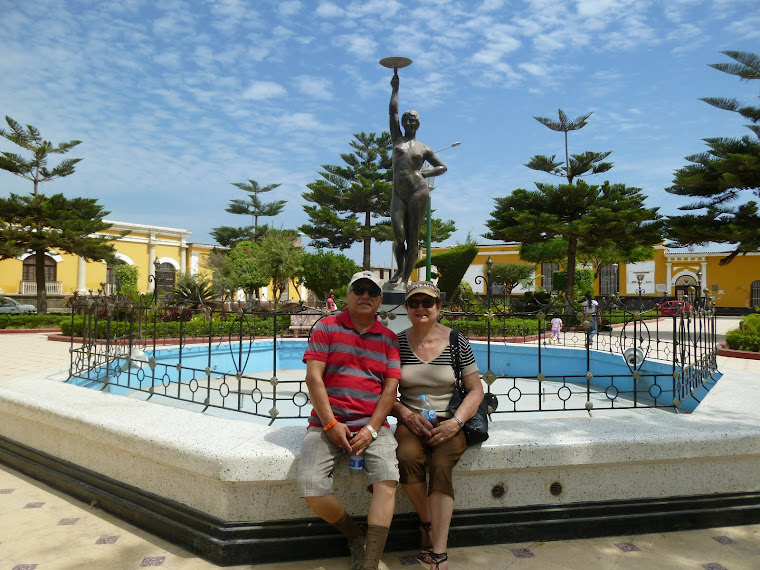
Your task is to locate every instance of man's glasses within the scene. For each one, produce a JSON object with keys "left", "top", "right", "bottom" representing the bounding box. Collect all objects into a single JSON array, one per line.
[
  {"left": 406, "top": 297, "right": 436, "bottom": 309},
  {"left": 351, "top": 284, "right": 382, "bottom": 297}
]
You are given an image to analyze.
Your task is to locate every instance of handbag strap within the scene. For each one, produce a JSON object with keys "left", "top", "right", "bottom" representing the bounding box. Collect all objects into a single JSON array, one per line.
[{"left": 449, "top": 329, "right": 463, "bottom": 389}]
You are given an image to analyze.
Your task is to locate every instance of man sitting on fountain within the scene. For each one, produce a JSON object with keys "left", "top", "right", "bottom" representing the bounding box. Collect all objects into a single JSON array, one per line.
[{"left": 298, "top": 271, "right": 401, "bottom": 570}]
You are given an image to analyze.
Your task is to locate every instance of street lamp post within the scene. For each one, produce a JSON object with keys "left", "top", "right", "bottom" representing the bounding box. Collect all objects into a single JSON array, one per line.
[
  {"left": 425, "top": 141, "right": 461, "bottom": 281},
  {"left": 635, "top": 272, "right": 645, "bottom": 309}
]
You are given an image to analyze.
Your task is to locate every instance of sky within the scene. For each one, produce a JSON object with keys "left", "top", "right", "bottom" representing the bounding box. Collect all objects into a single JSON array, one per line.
[{"left": 1, "top": 0, "right": 759, "bottom": 268}]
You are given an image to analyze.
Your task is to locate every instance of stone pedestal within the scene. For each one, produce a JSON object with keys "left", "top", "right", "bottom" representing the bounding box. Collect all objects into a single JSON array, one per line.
[{"left": 380, "top": 289, "right": 410, "bottom": 334}]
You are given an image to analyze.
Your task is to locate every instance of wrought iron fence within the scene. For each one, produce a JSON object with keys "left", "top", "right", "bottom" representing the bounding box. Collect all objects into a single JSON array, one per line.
[{"left": 67, "top": 287, "right": 720, "bottom": 423}]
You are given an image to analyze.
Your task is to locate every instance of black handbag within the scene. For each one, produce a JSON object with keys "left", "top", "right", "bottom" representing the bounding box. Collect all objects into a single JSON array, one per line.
[{"left": 447, "top": 329, "right": 490, "bottom": 445}]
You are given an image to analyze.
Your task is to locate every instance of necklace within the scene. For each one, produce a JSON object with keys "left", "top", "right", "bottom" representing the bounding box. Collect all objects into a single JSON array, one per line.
[{"left": 412, "top": 328, "right": 437, "bottom": 348}]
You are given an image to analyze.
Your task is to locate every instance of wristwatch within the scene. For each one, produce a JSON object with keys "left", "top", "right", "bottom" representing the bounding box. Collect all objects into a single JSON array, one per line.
[{"left": 364, "top": 425, "right": 378, "bottom": 440}]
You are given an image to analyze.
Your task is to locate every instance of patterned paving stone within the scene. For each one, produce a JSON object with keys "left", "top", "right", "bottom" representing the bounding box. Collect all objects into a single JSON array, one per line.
[
  {"left": 511, "top": 548, "right": 535, "bottom": 558},
  {"left": 398, "top": 554, "right": 422, "bottom": 565},
  {"left": 57, "top": 517, "right": 80, "bottom": 525},
  {"left": 22, "top": 502, "right": 44, "bottom": 509},
  {"left": 0, "top": 488, "right": 15, "bottom": 494},
  {"left": 96, "top": 535, "right": 120, "bottom": 544},
  {"left": 12, "top": 565, "right": 39, "bottom": 570},
  {"left": 712, "top": 535, "right": 734, "bottom": 544},
  {"left": 140, "top": 556, "right": 166, "bottom": 567},
  {"left": 615, "top": 542, "right": 641, "bottom": 552},
  {"left": 701, "top": 564, "right": 727, "bottom": 570}
]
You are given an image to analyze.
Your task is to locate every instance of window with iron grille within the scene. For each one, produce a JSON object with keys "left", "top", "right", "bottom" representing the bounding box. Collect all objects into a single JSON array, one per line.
[
  {"left": 541, "top": 262, "right": 559, "bottom": 292},
  {"left": 22, "top": 256, "right": 57, "bottom": 282},
  {"left": 751, "top": 280, "right": 760, "bottom": 309},
  {"left": 599, "top": 264, "right": 619, "bottom": 296},
  {"left": 155, "top": 263, "right": 176, "bottom": 292}
]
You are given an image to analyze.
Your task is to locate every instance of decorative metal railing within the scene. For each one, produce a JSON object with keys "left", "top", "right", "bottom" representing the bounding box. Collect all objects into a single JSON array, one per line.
[
  {"left": 67, "top": 286, "right": 721, "bottom": 424},
  {"left": 20, "top": 280, "right": 62, "bottom": 295}
]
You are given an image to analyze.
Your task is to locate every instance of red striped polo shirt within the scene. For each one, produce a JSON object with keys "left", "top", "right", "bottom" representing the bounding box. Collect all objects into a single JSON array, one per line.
[{"left": 303, "top": 309, "right": 401, "bottom": 430}]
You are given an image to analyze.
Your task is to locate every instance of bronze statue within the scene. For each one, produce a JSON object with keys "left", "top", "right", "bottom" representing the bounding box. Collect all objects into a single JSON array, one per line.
[{"left": 387, "top": 67, "right": 447, "bottom": 285}]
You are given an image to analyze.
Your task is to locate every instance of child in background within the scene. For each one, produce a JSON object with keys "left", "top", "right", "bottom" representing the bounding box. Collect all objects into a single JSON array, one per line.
[{"left": 550, "top": 316, "right": 563, "bottom": 344}]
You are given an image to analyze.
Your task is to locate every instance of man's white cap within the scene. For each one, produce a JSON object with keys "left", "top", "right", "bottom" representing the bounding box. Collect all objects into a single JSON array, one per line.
[{"left": 348, "top": 271, "right": 383, "bottom": 290}]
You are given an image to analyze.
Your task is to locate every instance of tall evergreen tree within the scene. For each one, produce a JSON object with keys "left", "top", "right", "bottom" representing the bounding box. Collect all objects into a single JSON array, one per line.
[
  {"left": 300, "top": 132, "right": 393, "bottom": 270},
  {"left": 487, "top": 109, "right": 624, "bottom": 302},
  {"left": 486, "top": 178, "right": 661, "bottom": 306},
  {"left": 0, "top": 116, "right": 117, "bottom": 313},
  {"left": 666, "top": 51, "right": 760, "bottom": 264},
  {"left": 211, "top": 179, "right": 285, "bottom": 248},
  {"left": 525, "top": 109, "right": 613, "bottom": 184}
]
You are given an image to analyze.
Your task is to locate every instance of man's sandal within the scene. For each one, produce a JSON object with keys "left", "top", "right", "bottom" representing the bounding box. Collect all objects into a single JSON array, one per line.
[
  {"left": 429, "top": 551, "right": 448, "bottom": 569},
  {"left": 419, "top": 520, "right": 433, "bottom": 564}
]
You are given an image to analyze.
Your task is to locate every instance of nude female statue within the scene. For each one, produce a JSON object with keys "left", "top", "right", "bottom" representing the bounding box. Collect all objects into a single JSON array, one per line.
[{"left": 388, "top": 69, "right": 447, "bottom": 285}]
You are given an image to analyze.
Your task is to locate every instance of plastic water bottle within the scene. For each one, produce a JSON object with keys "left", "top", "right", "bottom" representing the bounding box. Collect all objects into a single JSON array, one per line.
[
  {"left": 418, "top": 394, "right": 439, "bottom": 428},
  {"left": 348, "top": 453, "right": 364, "bottom": 494}
]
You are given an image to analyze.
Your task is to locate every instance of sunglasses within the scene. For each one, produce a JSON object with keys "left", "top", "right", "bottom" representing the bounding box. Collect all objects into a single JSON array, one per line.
[
  {"left": 406, "top": 297, "right": 437, "bottom": 309},
  {"left": 351, "top": 284, "right": 382, "bottom": 297}
]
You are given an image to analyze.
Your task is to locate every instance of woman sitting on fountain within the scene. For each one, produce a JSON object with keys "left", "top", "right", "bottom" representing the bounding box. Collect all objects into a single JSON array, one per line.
[{"left": 391, "top": 281, "right": 484, "bottom": 570}]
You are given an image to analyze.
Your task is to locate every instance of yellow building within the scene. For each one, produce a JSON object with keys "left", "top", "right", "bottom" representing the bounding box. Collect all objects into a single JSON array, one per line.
[
  {"left": 432, "top": 243, "right": 760, "bottom": 310},
  {"left": 0, "top": 220, "right": 309, "bottom": 310},
  {"left": 0, "top": 221, "right": 215, "bottom": 309}
]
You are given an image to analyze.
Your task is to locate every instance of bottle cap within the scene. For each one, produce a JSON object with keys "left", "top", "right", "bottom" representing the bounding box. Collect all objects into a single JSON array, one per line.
[{"left": 419, "top": 394, "right": 425, "bottom": 400}]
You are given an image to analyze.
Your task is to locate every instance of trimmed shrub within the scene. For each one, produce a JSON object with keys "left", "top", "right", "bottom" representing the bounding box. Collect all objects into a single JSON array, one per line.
[{"left": 0, "top": 314, "right": 69, "bottom": 329}]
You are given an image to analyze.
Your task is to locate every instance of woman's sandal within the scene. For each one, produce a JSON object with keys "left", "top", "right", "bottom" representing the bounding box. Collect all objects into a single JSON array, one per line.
[
  {"left": 429, "top": 551, "right": 448, "bottom": 569},
  {"left": 419, "top": 520, "right": 433, "bottom": 564}
]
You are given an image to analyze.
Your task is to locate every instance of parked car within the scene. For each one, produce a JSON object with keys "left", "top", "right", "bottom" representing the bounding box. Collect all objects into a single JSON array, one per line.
[
  {"left": 0, "top": 296, "right": 37, "bottom": 314},
  {"left": 657, "top": 300, "right": 693, "bottom": 316}
]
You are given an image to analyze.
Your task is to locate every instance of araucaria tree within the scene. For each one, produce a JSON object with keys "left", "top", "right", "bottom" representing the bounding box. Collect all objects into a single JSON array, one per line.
[
  {"left": 211, "top": 179, "right": 286, "bottom": 248},
  {"left": 485, "top": 109, "right": 661, "bottom": 305},
  {"left": 0, "top": 116, "right": 117, "bottom": 313},
  {"left": 300, "top": 132, "right": 393, "bottom": 270},
  {"left": 666, "top": 51, "right": 760, "bottom": 264}
]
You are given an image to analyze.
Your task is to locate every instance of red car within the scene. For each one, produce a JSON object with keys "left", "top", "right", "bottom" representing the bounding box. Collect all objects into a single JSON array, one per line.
[{"left": 657, "top": 300, "right": 693, "bottom": 316}]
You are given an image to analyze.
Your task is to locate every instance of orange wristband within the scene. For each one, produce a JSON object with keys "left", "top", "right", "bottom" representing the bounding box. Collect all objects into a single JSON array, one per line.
[{"left": 323, "top": 419, "right": 338, "bottom": 432}]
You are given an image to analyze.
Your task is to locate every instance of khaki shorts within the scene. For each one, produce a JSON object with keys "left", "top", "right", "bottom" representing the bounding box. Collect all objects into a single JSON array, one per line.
[
  {"left": 395, "top": 422, "right": 467, "bottom": 499},
  {"left": 297, "top": 426, "right": 399, "bottom": 497}
]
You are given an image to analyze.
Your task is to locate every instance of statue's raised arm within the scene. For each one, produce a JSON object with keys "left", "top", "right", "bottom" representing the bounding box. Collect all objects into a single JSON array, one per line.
[{"left": 389, "top": 70, "right": 401, "bottom": 142}]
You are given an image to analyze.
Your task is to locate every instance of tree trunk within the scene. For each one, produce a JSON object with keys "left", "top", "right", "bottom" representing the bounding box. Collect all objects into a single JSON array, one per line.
[
  {"left": 362, "top": 211, "right": 371, "bottom": 270},
  {"left": 35, "top": 248, "right": 48, "bottom": 314},
  {"left": 565, "top": 236, "right": 577, "bottom": 313}
]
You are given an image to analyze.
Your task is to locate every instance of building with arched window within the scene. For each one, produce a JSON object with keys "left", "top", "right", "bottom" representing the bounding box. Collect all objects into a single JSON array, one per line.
[
  {"left": 0, "top": 219, "right": 308, "bottom": 311},
  {"left": 430, "top": 242, "right": 760, "bottom": 312}
]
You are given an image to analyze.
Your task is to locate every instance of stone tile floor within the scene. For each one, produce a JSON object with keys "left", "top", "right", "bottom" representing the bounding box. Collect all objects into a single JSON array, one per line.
[{"left": 2, "top": 329, "right": 760, "bottom": 569}]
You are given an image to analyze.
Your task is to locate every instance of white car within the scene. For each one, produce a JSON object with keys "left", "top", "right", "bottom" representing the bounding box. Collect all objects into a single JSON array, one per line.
[{"left": 0, "top": 296, "right": 37, "bottom": 314}]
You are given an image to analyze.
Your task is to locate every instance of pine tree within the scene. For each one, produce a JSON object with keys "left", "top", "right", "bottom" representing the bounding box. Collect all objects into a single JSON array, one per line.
[
  {"left": 0, "top": 116, "right": 117, "bottom": 313},
  {"left": 300, "top": 132, "right": 393, "bottom": 270},
  {"left": 666, "top": 51, "right": 760, "bottom": 264},
  {"left": 211, "top": 179, "right": 285, "bottom": 247}
]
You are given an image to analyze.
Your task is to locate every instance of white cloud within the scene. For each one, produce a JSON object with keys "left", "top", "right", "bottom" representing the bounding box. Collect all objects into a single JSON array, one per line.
[
  {"left": 316, "top": 2, "right": 344, "bottom": 18},
  {"left": 242, "top": 81, "right": 287, "bottom": 100},
  {"left": 295, "top": 75, "right": 334, "bottom": 100},
  {"left": 278, "top": 1, "right": 302, "bottom": 16},
  {"left": 335, "top": 34, "right": 378, "bottom": 58}
]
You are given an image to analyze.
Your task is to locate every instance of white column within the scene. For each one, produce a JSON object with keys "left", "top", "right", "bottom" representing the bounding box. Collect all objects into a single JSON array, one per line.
[
  {"left": 180, "top": 237, "right": 187, "bottom": 274},
  {"left": 665, "top": 260, "right": 672, "bottom": 296},
  {"left": 77, "top": 256, "right": 87, "bottom": 294}
]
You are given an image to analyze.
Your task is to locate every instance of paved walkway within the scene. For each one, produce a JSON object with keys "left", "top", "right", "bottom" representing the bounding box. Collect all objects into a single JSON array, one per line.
[{"left": 2, "top": 323, "right": 760, "bottom": 569}]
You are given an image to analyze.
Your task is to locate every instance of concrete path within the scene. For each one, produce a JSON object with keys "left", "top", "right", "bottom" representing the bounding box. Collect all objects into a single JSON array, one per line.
[{"left": 2, "top": 321, "right": 760, "bottom": 569}]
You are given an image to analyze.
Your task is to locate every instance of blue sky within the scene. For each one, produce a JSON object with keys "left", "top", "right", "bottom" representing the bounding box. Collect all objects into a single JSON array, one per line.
[{"left": 1, "top": 0, "right": 758, "bottom": 268}]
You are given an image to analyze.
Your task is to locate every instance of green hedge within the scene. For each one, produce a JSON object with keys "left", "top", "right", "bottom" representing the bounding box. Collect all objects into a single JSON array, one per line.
[
  {"left": 0, "top": 314, "right": 69, "bottom": 330},
  {"left": 61, "top": 314, "right": 292, "bottom": 339},
  {"left": 440, "top": 316, "right": 540, "bottom": 337},
  {"left": 725, "top": 330, "right": 760, "bottom": 352}
]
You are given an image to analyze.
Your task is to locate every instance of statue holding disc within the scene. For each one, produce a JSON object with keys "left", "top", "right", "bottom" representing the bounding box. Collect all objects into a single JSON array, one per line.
[{"left": 380, "top": 57, "right": 448, "bottom": 286}]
